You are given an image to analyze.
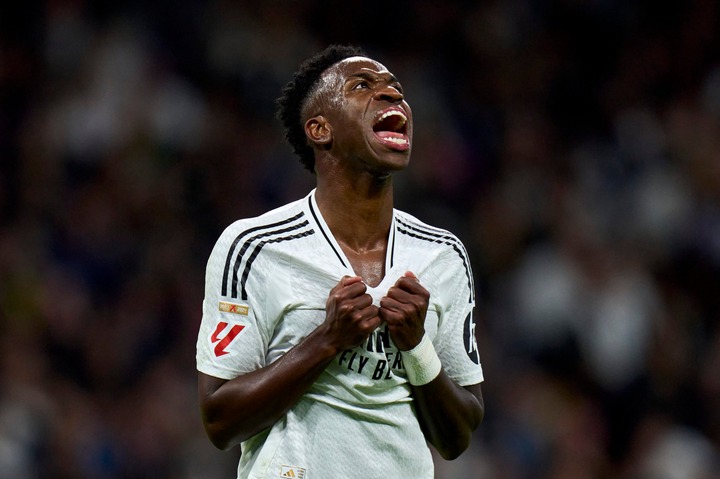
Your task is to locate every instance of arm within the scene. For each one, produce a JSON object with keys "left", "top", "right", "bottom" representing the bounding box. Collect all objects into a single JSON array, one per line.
[
  {"left": 380, "top": 272, "right": 485, "bottom": 460},
  {"left": 199, "top": 276, "right": 381, "bottom": 450},
  {"left": 412, "top": 376, "right": 484, "bottom": 460}
]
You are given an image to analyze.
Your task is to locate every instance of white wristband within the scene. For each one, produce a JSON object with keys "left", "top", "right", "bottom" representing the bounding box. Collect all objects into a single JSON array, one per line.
[{"left": 402, "top": 333, "right": 442, "bottom": 386}]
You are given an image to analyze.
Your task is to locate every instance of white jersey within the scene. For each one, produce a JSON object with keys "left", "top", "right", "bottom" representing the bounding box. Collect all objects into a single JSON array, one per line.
[{"left": 197, "top": 189, "right": 483, "bottom": 479}]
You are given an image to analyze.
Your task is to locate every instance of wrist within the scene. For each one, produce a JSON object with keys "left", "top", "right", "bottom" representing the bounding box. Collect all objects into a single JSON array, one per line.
[
  {"left": 307, "top": 326, "right": 342, "bottom": 360},
  {"left": 402, "top": 333, "right": 441, "bottom": 386}
]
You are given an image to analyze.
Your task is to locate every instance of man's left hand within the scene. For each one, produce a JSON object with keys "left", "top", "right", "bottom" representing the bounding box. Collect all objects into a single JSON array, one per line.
[{"left": 379, "top": 271, "right": 429, "bottom": 351}]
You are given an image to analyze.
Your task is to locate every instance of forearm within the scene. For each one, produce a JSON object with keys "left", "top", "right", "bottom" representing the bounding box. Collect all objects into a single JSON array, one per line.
[
  {"left": 200, "top": 329, "right": 338, "bottom": 449},
  {"left": 397, "top": 330, "right": 484, "bottom": 459},
  {"left": 412, "top": 373, "right": 484, "bottom": 459},
  {"left": 200, "top": 276, "right": 381, "bottom": 450}
]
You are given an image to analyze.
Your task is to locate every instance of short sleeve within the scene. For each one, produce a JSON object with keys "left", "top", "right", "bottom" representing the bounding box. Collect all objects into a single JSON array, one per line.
[
  {"left": 196, "top": 224, "right": 270, "bottom": 380},
  {"left": 430, "top": 249, "right": 484, "bottom": 387}
]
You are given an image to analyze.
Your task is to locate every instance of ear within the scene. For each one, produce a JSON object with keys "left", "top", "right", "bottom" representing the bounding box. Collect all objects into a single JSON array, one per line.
[{"left": 304, "top": 115, "right": 332, "bottom": 146}]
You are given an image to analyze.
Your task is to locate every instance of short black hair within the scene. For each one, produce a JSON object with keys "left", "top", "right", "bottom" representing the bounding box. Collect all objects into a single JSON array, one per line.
[{"left": 276, "top": 44, "right": 366, "bottom": 173}]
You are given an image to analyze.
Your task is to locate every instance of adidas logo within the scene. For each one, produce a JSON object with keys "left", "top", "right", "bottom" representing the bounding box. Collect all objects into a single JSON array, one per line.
[{"left": 280, "top": 465, "right": 306, "bottom": 478}]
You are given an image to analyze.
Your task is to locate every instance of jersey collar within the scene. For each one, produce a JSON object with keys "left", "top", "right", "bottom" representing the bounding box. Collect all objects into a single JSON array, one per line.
[{"left": 306, "top": 189, "right": 397, "bottom": 275}]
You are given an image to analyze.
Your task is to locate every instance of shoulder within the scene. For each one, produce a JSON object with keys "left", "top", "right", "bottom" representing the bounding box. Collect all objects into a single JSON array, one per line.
[
  {"left": 394, "top": 209, "right": 467, "bottom": 255},
  {"left": 207, "top": 195, "right": 314, "bottom": 270},
  {"left": 395, "top": 209, "right": 475, "bottom": 302},
  {"left": 207, "top": 196, "right": 315, "bottom": 300},
  {"left": 221, "top": 197, "right": 309, "bottom": 242},
  {"left": 211, "top": 196, "right": 317, "bottom": 258}
]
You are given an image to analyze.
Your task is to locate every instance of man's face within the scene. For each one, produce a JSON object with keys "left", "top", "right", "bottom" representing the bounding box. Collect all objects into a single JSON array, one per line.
[{"left": 317, "top": 56, "right": 413, "bottom": 173}]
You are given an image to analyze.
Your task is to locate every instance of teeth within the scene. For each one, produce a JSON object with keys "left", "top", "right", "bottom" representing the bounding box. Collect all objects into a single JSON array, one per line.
[
  {"left": 378, "top": 110, "right": 407, "bottom": 124},
  {"left": 384, "top": 136, "right": 408, "bottom": 145}
]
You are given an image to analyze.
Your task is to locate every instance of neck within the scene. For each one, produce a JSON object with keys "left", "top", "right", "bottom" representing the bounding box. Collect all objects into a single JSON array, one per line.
[{"left": 314, "top": 173, "right": 394, "bottom": 252}]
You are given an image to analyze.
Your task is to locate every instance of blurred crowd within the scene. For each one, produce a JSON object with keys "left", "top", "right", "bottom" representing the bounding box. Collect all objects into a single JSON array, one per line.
[{"left": 1, "top": 1, "right": 720, "bottom": 478}]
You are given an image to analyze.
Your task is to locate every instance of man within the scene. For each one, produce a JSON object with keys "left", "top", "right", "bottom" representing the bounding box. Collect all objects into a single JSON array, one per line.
[{"left": 196, "top": 45, "right": 484, "bottom": 479}]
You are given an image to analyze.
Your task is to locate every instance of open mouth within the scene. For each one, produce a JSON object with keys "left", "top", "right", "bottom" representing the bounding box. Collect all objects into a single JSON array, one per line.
[{"left": 372, "top": 108, "right": 410, "bottom": 150}]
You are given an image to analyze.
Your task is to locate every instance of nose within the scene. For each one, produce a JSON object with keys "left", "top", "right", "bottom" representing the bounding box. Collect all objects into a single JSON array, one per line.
[{"left": 374, "top": 84, "right": 403, "bottom": 103}]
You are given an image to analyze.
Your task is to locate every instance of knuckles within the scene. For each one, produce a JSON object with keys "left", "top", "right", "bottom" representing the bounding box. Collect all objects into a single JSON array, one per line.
[{"left": 336, "top": 303, "right": 354, "bottom": 316}]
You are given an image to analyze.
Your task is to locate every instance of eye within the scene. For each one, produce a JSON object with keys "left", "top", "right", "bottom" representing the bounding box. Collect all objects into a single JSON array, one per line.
[{"left": 352, "top": 80, "right": 370, "bottom": 90}]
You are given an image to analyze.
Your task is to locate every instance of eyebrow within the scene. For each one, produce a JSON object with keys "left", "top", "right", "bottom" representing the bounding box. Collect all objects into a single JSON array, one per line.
[{"left": 348, "top": 71, "right": 401, "bottom": 85}]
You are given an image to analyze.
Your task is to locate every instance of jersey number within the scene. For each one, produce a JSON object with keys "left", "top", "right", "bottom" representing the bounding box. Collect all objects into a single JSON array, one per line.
[{"left": 211, "top": 322, "right": 246, "bottom": 357}]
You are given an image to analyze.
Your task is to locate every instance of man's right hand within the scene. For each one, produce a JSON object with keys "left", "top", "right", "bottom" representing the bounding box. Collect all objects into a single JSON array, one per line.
[
  {"left": 323, "top": 275, "right": 382, "bottom": 351},
  {"left": 200, "top": 276, "right": 382, "bottom": 450}
]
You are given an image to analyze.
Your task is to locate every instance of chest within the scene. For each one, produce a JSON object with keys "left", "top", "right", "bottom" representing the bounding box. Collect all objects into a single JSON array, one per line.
[
  {"left": 263, "top": 243, "right": 442, "bottom": 361},
  {"left": 342, "top": 247, "right": 386, "bottom": 288}
]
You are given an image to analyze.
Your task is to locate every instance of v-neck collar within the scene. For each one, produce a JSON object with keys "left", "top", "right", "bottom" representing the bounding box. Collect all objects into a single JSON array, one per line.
[{"left": 306, "top": 189, "right": 397, "bottom": 290}]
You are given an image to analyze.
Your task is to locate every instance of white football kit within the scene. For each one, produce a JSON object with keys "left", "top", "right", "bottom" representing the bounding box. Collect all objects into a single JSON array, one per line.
[{"left": 197, "top": 189, "right": 484, "bottom": 479}]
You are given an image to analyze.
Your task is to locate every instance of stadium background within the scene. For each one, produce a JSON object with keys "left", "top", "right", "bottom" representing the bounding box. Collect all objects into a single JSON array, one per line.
[{"left": 1, "top": 1, "right": 720, "bottom": 477}]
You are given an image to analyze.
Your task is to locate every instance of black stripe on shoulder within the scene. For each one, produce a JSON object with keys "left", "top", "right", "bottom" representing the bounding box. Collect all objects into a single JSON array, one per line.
[
  {"left": 231, "top": 220, "right": 312, "bottom": 298},
  {"left": 397, "top": 216, "right": 460, "bottom": 242},
  {"left": 221, "top": 212, "right": 305, "bottom": 296},
  {"left": 398, "top": 217, "right": 474, "bottom": 269},
  {"left": 396, "top": 217, "right": 474, "bottom": 303},
  {"left": 239, "top": 228, "right": 315, "bottom": 300}
]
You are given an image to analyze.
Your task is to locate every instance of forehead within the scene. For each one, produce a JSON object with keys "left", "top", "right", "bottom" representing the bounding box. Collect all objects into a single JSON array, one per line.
[{"left": 327, "top": 56, "right": 393, "bottom": 79}]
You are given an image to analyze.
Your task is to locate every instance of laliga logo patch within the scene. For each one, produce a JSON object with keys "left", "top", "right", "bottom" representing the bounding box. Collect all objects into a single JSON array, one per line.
[
  {"left": 463, "top": 312, "right": 479, "bottom": 364},
  {"left": 211, "top": 322, "right": 246, "bottom": 357}
]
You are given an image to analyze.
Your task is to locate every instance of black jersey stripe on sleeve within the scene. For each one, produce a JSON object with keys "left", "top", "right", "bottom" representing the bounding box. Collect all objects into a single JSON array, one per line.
[
  {"left": 308, "top": 196, "right": 347, "bottom": 268},
  {"left": 221, "top": 212, "right": 305, "bottom": 296},
  {"left": 397, "top": 216, "right": 468, "bottom": 250},
  {"left": 396, "top": 218, "right": 474, "bottom": 303},
  {"left": 230, "top": 220, "right": 312, "bottom": 298},
  {"left": 238, "top": 229, "right": 315, "bottom": 300}
]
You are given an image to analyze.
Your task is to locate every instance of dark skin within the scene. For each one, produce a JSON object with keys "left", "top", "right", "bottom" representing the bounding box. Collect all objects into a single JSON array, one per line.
[{"left": 199, "top": 56, "right": 484, "bottom": 460}]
